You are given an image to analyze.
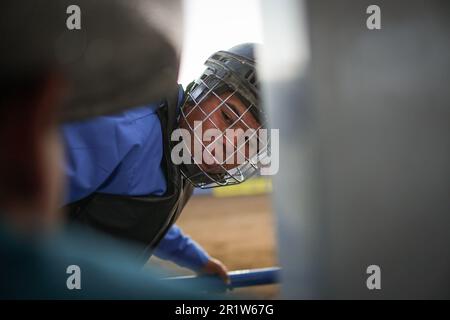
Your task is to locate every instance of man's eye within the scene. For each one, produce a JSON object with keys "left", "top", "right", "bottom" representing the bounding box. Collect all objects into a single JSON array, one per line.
[{"left": 221, "top": 110, "right": 233, "bottom": 124}]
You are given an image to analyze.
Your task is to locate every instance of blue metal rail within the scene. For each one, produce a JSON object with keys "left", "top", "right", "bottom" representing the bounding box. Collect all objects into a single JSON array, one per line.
[{"left": 164, "top": 267, "right": 281, "bottom": 292}]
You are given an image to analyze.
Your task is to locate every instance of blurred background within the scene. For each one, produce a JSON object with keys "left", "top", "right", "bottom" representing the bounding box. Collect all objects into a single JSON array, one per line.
[{"left": 178, "top": 0, "right": 263, "bottom": 87}]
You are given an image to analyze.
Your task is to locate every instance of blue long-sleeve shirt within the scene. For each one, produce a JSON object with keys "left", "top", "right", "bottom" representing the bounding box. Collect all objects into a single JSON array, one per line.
[{"left": 61, "top": 90, "right": 210, "bottom": 271}]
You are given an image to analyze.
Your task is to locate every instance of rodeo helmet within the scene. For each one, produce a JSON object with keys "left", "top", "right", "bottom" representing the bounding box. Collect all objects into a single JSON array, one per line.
[{"left": 178, "top": 43, "right": 271, "bottom": 189}]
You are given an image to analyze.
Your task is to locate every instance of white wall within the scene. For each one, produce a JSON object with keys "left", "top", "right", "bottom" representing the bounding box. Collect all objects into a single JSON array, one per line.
[{"left": 178, "top": 0, "right": 263, "bottom": 87}]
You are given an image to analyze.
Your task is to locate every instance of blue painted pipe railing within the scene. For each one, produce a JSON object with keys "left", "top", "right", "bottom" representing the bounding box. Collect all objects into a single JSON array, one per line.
[{"left": 163, "top": 267, "right": 281, "bottom": 292}]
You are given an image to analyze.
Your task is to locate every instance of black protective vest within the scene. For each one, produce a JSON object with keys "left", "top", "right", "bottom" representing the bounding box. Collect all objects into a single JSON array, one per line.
[{"left": 65, "top": 91, "right": 193, "bottom": 255}]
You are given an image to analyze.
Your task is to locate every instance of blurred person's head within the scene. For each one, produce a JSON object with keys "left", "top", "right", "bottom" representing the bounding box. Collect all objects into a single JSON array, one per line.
[
  {"left": 0, "top": 0, "right": 181, "bottom": 231},
  {"left": 177, "top": 43, "right": 269, "bottom": 188}
]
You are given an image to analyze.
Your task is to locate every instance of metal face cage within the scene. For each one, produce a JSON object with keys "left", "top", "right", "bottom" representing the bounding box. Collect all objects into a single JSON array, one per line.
[{"left": 176, "top": 53, "right": 271, "bottom": 189}]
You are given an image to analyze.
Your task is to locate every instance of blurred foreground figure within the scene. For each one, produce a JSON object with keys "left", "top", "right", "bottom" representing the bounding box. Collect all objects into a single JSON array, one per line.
[
  {"left": 260, "top": 0, "right": 450, "bottom": 298},
  {"left": 0, "top": 0, "right": 210, "bottom": 299}
]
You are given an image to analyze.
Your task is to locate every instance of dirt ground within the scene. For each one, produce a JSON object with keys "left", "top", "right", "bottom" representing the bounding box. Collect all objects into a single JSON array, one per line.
[{"left": 149, "top": 194, "right": 279, "bottom": 299}]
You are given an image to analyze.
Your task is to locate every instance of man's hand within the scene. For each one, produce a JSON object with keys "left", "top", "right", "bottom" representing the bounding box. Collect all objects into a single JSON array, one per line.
[{"left": 201, "top": 257, "right": 230, "bottom": 284}]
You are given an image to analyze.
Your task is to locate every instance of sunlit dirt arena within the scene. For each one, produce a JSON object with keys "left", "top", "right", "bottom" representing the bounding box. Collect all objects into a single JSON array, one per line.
[{"left": 148, "top": 193, "right": 279, "bottom": 299}]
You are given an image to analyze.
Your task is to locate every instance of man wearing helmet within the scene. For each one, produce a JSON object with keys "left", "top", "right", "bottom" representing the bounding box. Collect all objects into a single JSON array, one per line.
[
  {"left": 63, "top": 43, "right": 267, "bottom": 282},
  {"left": 176, "top": 43, "right": 266, "bottom": 188}
]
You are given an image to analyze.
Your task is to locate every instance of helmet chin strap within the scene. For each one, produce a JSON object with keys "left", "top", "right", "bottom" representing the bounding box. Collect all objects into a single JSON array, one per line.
[{"left": 179, "top": 163, "right": 227, "bottom": 188}]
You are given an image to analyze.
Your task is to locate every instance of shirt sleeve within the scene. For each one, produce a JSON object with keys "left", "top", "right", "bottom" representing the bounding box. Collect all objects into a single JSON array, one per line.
[
  {"left": 153, "top": 225, "right": 210, "bottom": 271},
  {"left": 61, "top": 117, "right": 131, "bottom": 205}
]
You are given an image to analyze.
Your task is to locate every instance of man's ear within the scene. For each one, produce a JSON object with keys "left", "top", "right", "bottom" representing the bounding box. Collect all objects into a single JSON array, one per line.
[{"left": 0, "top": 73, "right": 66, "bottom": 209}]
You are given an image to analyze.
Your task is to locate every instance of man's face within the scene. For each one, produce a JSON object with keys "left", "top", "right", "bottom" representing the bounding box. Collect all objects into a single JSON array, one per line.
[{"left": 179, "top": 91, "right": 260, "bottom": 174}]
